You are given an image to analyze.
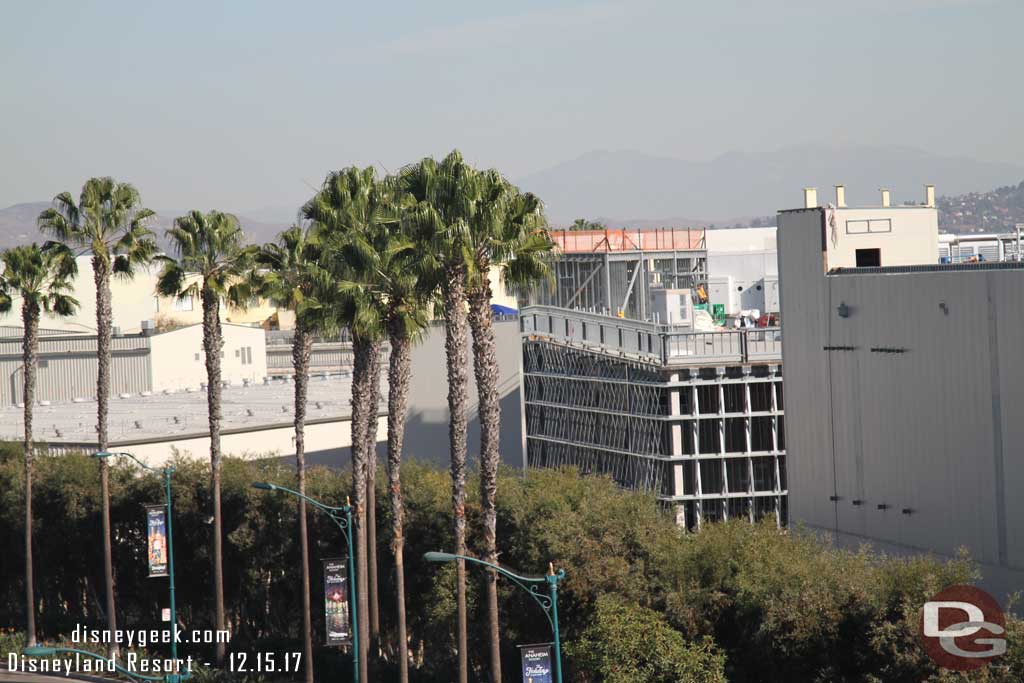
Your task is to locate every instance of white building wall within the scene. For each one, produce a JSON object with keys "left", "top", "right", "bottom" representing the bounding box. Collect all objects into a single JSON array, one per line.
[
  {"left": 107, "top": 415, "right": 388, "bottom": 467},
  {"left": 0, "top": 255, "right": 284, "bottom": 333},
  {"left": 706, "top": 227, "right": 779, "bottom": 313},
  {"left": 825, "top": 207, "right": 938, "bottom": 268},
  {"left": 148, "top": 323, "right": 267, "bottom": 392}
]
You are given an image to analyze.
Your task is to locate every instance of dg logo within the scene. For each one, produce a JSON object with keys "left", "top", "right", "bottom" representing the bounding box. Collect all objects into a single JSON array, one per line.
[{"left": 919, "top": 584, "right": 1006, "bottom": 671}]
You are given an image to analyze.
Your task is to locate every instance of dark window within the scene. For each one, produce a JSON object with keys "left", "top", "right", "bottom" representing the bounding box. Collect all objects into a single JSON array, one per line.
[{"left": 855, "top": 248, "right": 881, "bottom": 267}]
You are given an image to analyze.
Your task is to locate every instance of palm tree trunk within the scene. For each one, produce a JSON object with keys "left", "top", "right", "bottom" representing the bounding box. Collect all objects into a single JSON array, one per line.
[
  {"left": 202, "top": 287, "right": 227, "bottom": 665},
  {"left": 386, "top": 327, "right": 412, "bottom": 683},
  {"left": 349, "top": 334, "right": 372, "bottom": 683},
  {"left": 365, "top": 341, "right": 382, "bottom": 654},
  {"left": 94, "top": 258, "right": 118, "bottom": 658},
  {"left": 443, "top": 269, "right": 470, "bottom": 683},
  {"left": 292, "top": 325, "right": 314, "bottom": 683},
  {"left": 467, "top": 284, "right": 502, "bottom": 683},
  {"left": 22, "top": 300, "right": 39, "bottom": 646}
]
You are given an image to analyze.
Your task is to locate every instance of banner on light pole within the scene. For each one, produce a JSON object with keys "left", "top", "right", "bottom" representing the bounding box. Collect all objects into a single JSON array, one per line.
[
  {"left": 519, "top": 643, "right": 553, "bottom": 683},
  {"left": 323, "top": 558, "right": 351, "bottom": 645},
  {"left": 146, "top": 505, "right": 169, "bottom": 577}
]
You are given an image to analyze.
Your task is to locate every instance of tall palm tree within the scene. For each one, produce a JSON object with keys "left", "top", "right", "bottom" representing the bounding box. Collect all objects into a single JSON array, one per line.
[
  {"left": 399, "top": 150, "right": 481, "bottom": 683},
  {"left": 254, "top": 226, "right": 333, "bottom": 683},
  {"left": 156, "top": 210, "right": 256, "bottom": 665},
  {"left": 0, "top": 243, "right": 79, "bottom": 646},
  {"left": 466, "top": 174, "right": 552, "bottom": 681},
  {"left": 325, "top": 191, "right": 429, "bottom": 683},
  {"left": 302, "top": 166, "right": 398, "bottom": 681},
  {"left": 37, "top": 177, "right": 157, "bottom": 656}
]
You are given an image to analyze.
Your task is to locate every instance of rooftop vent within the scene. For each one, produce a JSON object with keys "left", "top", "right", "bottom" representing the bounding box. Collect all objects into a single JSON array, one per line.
[
  {"left": 803, "top": 187, "right": 818, "bottom": 208},
  {"left": 141, "top": 319, "right": 156, "bottom": 336},
  {"left": 834, "top": 185, "right": 846, "bottom": 208}
]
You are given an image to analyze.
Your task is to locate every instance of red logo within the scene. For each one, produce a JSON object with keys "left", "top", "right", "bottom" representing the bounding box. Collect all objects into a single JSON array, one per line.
[{"left": 919, "top": 585, "right": 1006, "bottom": 671}]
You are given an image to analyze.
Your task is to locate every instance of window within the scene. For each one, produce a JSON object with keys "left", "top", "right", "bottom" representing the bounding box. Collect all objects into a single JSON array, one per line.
[
  {"left": 856, "top": 248, "right": 881, "bottom": 267},
  {"left": 846, "top": 219, "right": 892, "bottom": 234},
  {"left": 174, "top": 295, "right": 194, "bottom": 312}
]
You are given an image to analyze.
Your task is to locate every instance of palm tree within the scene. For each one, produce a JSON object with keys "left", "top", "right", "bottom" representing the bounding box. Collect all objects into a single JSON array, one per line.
[
  {"left": 156, "top": 210, "right": 256, "bottom": 665},
  {"left": 254, "top": 226, "right": 333, "bottom": 683},
  {"left": 37, "top": 177, "right": 157, "bottom": 656},
  {"left": 0, "top": 243, "right": 79, "bottom": 646},
  {"left": 302, "top": 166, "right": 398, "bottom": 681},
  {"left": 324, "top": 190, "right": 429, "bottom": 683},
  {"left": 399, "top": 150, "right": 481, "bottom": 683},
  {"left": 465, "top": 173, "right": 552, "bottom": 681}
]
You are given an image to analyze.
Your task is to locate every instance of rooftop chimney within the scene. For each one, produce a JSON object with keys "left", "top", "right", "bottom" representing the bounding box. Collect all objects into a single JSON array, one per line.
[
  {"left": 835, "top": 185, "right": 846, "bottom": 208},
  {"left": 803, "top": 187, "right": 818, "bottom": 209},
  {"left": 925, "top": 184, "right": 935, "bottom": 208},
  {"left": 880, "top": 188, "right": 891, "bottom": 207}
]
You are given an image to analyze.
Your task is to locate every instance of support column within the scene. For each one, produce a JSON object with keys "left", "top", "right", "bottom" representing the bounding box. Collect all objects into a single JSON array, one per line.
[
  {"left": 692, "top": 380, "right": 703, "bottom": 530},
  {"left": 717, "top": 368, "right": 728, "bottom": 521}
]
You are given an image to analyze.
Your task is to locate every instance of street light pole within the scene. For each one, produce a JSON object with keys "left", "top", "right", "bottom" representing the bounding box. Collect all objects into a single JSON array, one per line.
[
  {"left": 89, "top": 451, "right": 186, "bottom": 682},
  {"left": 423, "top": 552, "right": 567, "bottom": 683},
  {"left": 251, "top": 482, "right": 359, "bottom": 683}
]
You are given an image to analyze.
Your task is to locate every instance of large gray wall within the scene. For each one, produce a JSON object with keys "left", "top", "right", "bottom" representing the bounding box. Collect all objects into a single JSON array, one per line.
[
  {"left": 778, "top": 207, "right": 1024, "bottom": 600},
  {"left": 400, "top": 320, "right": 523, "bottom": 468},
  {"left": 305, "top": 319, "right": 523, "bottom": 471}
]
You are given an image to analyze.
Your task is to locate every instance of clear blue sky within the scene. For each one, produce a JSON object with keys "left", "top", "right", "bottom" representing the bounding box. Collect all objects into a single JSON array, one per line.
[{"left": 1, "top": 0, "right": 1020, "bottom": 216}]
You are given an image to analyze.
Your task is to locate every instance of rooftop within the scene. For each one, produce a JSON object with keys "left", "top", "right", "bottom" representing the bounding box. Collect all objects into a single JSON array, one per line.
[
  {"left": 521, "top": 305, "right": 781, "bottom": 366},
  {"left": 0, "top": 373, "right": 382, "bottom": 446}
]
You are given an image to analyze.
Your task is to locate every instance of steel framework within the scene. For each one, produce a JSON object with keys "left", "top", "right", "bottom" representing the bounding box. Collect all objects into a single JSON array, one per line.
[
  {"left": 521, "top": 308, "right": 787, "bottom": 531},
  {"left": 526, "top": 228, "right": 708, "bottom": 320}
]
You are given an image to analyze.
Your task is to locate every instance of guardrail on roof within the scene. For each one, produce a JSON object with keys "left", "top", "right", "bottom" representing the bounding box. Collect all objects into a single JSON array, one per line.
[
  {"left": 550, "top": 228, "right": 705, "bottom": 254},
  {"left": 520, "top": 305, "right": 781, "bottom": 366}
]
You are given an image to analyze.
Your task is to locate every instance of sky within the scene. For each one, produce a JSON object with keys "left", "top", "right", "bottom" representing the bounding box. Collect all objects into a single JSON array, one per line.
[{"left": 1, "top": 0, "right": 1021, "bottom": 218}]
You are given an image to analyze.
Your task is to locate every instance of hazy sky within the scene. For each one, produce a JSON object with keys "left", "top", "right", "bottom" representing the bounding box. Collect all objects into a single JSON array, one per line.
[{"left": 2, "top": 0, "right": 1021, "bottom": 216}]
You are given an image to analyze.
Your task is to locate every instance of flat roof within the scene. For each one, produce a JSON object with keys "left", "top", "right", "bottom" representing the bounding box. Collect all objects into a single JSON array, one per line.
[
  {"left": 829, "top": 261, "right": 1024, "bottom": 276},
  {"left": 0, "top": 374, "right": 380, "bottom": 445}
]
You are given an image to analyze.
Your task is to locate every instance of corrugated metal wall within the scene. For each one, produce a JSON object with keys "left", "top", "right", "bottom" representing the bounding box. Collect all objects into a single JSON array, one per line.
[
  {"left": 0, "top": 335, "right": 152, "bottom": 404},
  {"left": 266, "top": 342, "right": 354, "bottom": 376}
]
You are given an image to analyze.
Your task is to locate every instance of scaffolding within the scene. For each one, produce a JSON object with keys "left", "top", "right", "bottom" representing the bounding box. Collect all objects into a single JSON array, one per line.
[
  {"left": 527, "top": 228, "right": 708, "bottom": 320},
  {"left": 521, "top": 306, "right": 786, "bottom": 531}
]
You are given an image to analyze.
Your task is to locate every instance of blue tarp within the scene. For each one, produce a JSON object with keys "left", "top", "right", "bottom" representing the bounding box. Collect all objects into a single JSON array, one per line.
[{"left": 491, "top": 304, "right": 517, "bottom": 315}]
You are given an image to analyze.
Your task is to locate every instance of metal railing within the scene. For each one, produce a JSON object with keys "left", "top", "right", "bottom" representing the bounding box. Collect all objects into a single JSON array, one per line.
[{"left": 520, "top": 305, "right": 781, "bottom": 365}]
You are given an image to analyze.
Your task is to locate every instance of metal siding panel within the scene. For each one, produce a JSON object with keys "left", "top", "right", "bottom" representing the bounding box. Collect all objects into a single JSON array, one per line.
[
  {"left": 993, "top": 271, "right": 1024, "bottom": 569},
  {"left": 778, "top": 210, "right": 834, "bottom": 532}
]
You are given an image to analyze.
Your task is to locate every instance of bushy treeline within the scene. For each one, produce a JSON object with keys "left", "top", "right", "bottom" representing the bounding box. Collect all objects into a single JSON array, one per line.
[{"left": 1, "top": 446, "right": 1021, "bottom": 682}]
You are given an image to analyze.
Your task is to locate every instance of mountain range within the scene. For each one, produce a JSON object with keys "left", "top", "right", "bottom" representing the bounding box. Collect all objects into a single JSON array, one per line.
[
  {"left": 516, "top": 145, "right": 1024, "bottom": 226},
  {"left": 0, "top": 203, "right": 289, "bottom": 250},
  {"left": 2, "top": 144, "right": 1022, "bottom": 247}
]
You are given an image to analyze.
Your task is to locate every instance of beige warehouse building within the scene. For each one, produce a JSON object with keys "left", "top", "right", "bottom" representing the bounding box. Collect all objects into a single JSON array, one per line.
[{"left": 0, "top": 322, "right": 267, "bottom": 405}]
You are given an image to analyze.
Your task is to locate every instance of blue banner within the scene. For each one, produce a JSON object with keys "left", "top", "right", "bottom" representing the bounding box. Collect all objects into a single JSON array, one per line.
[
  {"left": 519, "top": 643, "right": 553, "bottom": 683},
  {"left": 146, "top": 505, "right": 169, "bottom": 577}
]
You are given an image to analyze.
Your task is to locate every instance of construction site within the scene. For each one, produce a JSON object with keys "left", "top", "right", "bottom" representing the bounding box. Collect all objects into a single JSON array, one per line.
[{"left": 519, "top": 227, "right": 786, "bottom": 530}]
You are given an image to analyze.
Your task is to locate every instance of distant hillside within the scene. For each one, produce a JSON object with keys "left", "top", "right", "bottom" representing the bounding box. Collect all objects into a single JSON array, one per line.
[
  {"left": 517, "top": 145, "right": 1024, "bottom": 223},
  {"left": 937, "top": 180, "right": 1024, "bottom": 233},
  {"left": 0, "top": 203, "right": 288, "bottom": 250}
]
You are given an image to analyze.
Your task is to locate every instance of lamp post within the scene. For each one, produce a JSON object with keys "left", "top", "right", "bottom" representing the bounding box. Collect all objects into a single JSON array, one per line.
[
  {"left": 251, "top": 482, "right": 359, "bottom": 683},
  {"left": 92, "top": 451, "right": 183, "bottom": 675},
  {"left": 423, "top": 552, "right": 566, "bottom": 683}
]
